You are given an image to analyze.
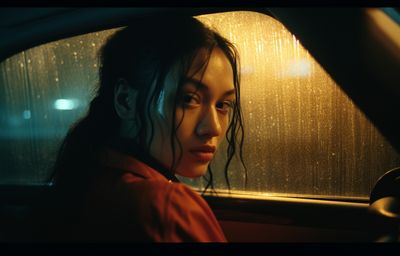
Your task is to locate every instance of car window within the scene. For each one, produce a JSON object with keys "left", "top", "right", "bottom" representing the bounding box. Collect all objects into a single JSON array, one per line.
[
  {"left": 0, "top": 29, "right": 118, "bottom": 185},
  {"left": 0, "top": 11, "right": 399, "bottom": 201}
]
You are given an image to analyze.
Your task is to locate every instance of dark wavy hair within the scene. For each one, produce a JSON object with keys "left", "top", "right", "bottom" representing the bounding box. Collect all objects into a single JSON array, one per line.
[{"left": 51, "top": 15, "right": 246, "bottom": 201}]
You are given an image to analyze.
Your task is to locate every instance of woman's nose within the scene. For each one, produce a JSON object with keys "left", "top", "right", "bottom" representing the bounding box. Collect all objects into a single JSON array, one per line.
[{"left": 196, "top": 107, "right": 222, "bottom": 138}]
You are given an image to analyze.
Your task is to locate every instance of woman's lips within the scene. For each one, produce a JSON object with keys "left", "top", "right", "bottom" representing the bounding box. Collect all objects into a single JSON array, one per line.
[{"left": 189, "top": 145, "right": 216, "bottom": 162}]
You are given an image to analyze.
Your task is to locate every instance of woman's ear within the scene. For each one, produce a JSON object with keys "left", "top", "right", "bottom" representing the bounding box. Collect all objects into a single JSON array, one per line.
[{"left": 114, "top": 78, "right": 137, "bottom": 119}]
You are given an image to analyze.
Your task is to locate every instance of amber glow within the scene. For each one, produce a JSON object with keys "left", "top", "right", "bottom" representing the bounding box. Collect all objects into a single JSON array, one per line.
[{"left": 181, "top": 11, "right": 400, "bottom": 199}]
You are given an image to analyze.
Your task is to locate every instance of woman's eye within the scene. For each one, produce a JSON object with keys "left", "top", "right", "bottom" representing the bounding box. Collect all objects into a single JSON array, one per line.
[
  {"left": 182, "top": 93, "right": 200, "bottom": 106},
  {"left": 216, "top": 101, "right": 234, "bottom": 114}
]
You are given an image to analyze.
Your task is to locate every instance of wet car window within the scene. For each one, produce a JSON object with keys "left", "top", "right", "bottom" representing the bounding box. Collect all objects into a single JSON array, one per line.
[
  {"left": 1, "top": 11, "right": 399, "bottom": 200},
  {"left": 0, "top": 29, "right": 118, "bottom": 184}
]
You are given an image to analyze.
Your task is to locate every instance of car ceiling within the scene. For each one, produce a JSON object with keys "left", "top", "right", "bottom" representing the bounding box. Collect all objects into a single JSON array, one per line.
[
  {"left": 0, "top": 7, "right": 399, "bottom": 154},
  {"left": 0, "top": 8, "right": 71, "bottom": 27},
  {"left": 0, "top": 7, "right": 240, "bottom": 61},
  {"left": 0, "top": 8, "right": 153, "bottom": 61}
]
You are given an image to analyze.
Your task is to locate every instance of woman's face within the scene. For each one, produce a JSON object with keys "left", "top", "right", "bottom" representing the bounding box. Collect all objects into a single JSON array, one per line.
[{"left": 149, "top": 47, "right": 235, "bottom": 178}]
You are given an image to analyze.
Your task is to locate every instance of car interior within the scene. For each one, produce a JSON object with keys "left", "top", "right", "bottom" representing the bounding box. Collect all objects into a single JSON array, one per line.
[{"left": 0, "top": 7, "right": 399, "bottom": 243}]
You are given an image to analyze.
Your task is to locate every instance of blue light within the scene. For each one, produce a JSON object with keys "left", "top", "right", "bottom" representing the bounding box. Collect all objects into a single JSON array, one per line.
[
  {"left": 23, "top": 110, "right": 31, "bottom": 119},
  {"left": 54, "top": 99, "right": 79, "bottom": 110}
]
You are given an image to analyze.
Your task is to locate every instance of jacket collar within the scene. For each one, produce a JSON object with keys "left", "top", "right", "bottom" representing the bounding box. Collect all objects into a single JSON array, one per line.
[{"left": 98, "top": 147, "right": 180, "bottom": 183}]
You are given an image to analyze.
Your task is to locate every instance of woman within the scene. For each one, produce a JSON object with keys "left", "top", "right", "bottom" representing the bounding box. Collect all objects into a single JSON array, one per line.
[{"left": 49, "top": 15, "right": 245, "bottom": 242}]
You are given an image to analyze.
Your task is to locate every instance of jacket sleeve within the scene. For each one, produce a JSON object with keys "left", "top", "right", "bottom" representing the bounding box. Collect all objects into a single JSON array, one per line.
[{"left": 161, "top": 183, "right": 227, "bottom": 242}]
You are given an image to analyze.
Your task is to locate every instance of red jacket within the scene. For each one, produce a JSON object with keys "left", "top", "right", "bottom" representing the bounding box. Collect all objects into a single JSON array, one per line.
[{"left": 76, "top": 148, "right": 227, "bottom": 242}]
